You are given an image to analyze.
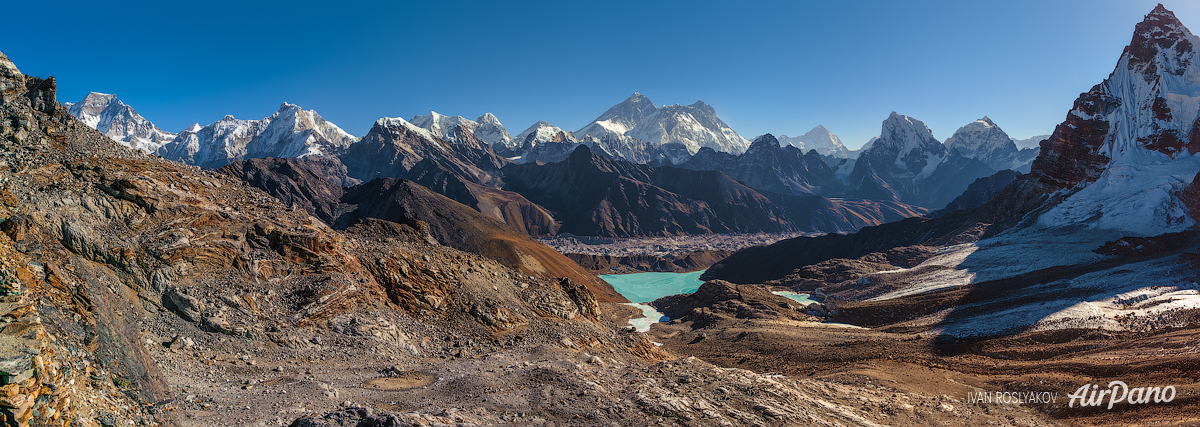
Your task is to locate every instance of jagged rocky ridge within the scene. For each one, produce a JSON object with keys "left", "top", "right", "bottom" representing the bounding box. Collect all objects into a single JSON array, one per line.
[{"left": 65, "top": 91, "right": 945, "bottom": 236}]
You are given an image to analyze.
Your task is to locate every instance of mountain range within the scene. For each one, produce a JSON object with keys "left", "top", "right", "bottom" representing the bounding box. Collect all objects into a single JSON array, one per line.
[{"left": 64, "top": 84, "right": 1044, "bottom": 239}]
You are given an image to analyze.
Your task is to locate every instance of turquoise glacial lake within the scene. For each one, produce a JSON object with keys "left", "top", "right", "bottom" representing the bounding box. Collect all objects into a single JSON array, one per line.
[{"left": 599, "top": 271, "right": 705, "bottom": 303}]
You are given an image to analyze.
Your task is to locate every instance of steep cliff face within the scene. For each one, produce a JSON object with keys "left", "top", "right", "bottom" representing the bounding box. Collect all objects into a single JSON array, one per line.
[
  {"left": 0, "top": 50, "right": 172, "bottom": 426},
  {"left": 1023, "top": 5, "right": 1200, "bottom": 237}
]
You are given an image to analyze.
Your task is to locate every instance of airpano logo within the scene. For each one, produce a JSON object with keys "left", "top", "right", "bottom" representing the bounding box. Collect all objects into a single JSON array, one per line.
[{"left": 1067, "top": 381, "right": 1177, "bottom": 409}]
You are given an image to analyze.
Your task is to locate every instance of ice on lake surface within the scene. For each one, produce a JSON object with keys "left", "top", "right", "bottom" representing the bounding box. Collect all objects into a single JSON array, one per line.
[
  {"left": 624, "top": 303, "right": 669, "bottom": 332},
  {"left": 600, "top": 271, "right": 705, "bottom": 303},
  {"left": 772, "top": 291, "right": 817, "bottom": 305}
]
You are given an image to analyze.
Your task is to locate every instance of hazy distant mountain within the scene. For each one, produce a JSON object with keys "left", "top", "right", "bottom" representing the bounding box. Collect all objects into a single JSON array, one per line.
[
  {"left": 1012, "top": 134, "right": 1050, "bottom": 150},
  {"left": 778, "top": 125, "right": 850, "bottom": 158}
]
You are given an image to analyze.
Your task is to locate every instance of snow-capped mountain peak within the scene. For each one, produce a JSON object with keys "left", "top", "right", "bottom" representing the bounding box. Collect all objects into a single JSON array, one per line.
[
  {"left": 66, "top": 92, "right": 176, "bottom": 153},
  {"left": 407, "top": 110, "right": 516, "bottom": 149},
  {"left": 375, "top": 116, "right": 437, "bottom": 142},
  {"left": 574, "top": 93, "right": 659, "bottom": 141},
  {"left": 627, "top": 100, "right": 751, "bottom": 163},
  {"left": 943, "top": 116, "right": 1019, "bottom": 170},
  {"left": 67, "top": 92, "right": 118, "bottom": 128},
  {"left": 854, "top": 112, "right": 946, "bottom": 181},
  {"left": 155, "top": 103, "right": 357, "bottom": 168},
  {"left": 515, "top": 121, "right": 576, "bottom": 147},
  {"left": 474, "top": 112, "right": 513, "bottom": 148},
  {"left": 571, "top": 93, "right": 751, "bottom": 164},
  {"left": 877, "top": 112, "right": 939, "bottom": 153},
  {"left": 409, "top": 111, "right": 478, "bottom": 143},
  {"left": 1027, "top": 5, "right": 1200, "bottom": 236}
]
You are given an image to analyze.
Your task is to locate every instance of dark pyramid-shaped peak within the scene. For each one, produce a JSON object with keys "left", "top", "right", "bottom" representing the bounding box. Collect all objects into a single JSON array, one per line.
[
  {"left": 567, "top": 143, "right": 604, "bottom": 171},
  {"left": 592, "top": 93, "right": 659, "bottom": 125},
  {"left": 687, "top": 100, "right": 716, "bottom": 115},
  {"left": 1127, "top": 4, "right": 1194, "bottom": 66},
  {"left": 749, "top": 133, "right": 781, "bottom": 150}
]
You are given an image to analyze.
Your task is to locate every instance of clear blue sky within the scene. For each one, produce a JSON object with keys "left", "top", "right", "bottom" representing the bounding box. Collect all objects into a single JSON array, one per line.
[{"left": 2, "top": 0, "right": 1196, "bottom": 149}]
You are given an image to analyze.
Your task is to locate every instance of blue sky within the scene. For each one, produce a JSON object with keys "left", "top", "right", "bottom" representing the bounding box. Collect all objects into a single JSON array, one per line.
[{"left": 3, "top": 0, "right": 1197, "bottom": 149}]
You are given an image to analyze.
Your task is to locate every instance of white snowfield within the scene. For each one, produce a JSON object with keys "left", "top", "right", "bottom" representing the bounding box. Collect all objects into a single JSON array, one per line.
[
  {"left": 1039, "top": 153, "right": 1200, "bottom": 236},
  {"left": 859, "top": 224, "right": 1200, "bottom": 338}
]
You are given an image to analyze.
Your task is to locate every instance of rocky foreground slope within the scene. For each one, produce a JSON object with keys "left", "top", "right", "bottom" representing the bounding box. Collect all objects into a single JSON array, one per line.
[{"left": 0, "top": 50, "right": 1061, "bottom": 426}]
